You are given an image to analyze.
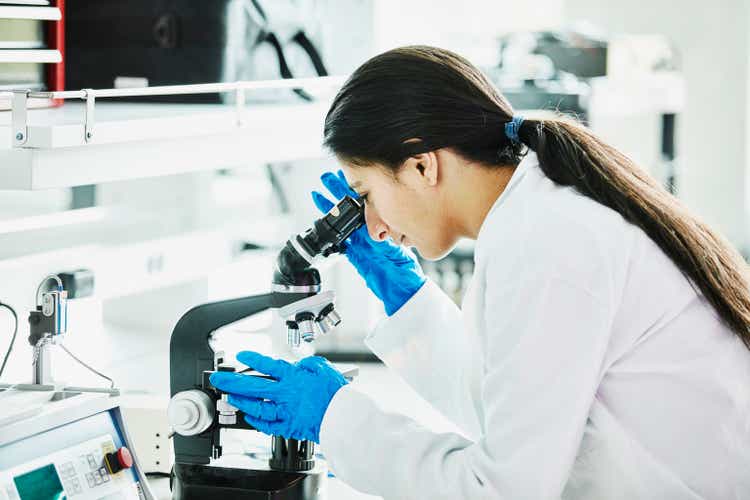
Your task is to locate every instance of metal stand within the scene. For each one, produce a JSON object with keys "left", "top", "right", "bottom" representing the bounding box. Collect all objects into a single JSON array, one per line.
[{"left": 31, "top": 335, "right": 54, "bottom": 385}]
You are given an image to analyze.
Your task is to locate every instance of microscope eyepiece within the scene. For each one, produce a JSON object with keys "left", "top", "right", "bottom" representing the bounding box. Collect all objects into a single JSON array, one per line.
[
  {"left": 300, "top": 195, "right": 365, "bottom": 258},
  {"left": 274, "top": 195, "right": 365, "bottom": 287}
]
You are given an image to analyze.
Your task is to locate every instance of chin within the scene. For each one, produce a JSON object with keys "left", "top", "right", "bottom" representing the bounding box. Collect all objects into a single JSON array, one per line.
[{"left": 414, "top": 243, "right": 455, "bottom": 261}]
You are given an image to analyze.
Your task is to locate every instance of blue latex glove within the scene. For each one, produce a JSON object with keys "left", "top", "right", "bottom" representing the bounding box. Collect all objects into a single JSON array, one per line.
[
  {"left": 209, "top": 351, "right": 348, "bottom": 443},
  {"left": 312, "top": 170, "right": 426, "bottom": 316}
]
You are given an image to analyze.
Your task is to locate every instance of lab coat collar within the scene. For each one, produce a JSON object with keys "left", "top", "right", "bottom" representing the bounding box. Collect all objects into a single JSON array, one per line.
[{"left": 474, "top": 150, "right": 539, "bottom": 249}]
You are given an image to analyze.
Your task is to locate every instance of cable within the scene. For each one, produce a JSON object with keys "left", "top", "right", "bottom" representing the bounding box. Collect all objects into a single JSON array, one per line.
[
  {"left": 0, "top": 302, "right": 18, "bottom": 380},
  {"left": 291, "top": 31, "right": 329, "bottom": 77},
  {"left": 59, "top": 343, "right": 115, "bottom": 389},
  {"left": 261, "top": 32, "right": 314, "bottom": 102}
]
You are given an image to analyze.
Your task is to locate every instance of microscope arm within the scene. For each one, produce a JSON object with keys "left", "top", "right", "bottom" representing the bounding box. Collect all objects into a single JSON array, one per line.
[{"left": 170, "top": 291, "right": 312, "bottom": 464}]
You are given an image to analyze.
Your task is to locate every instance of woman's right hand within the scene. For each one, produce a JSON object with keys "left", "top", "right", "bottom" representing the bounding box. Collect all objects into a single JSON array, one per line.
[{"left": 311, "top": 170, "right": 426, "bottom": 316}]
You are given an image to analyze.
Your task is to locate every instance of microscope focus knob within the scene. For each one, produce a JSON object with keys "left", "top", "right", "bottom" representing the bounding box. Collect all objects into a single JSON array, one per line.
[
  {"left": 168, "top": 390, "right": 215, "bottom": 436},
  {"left": 104, "top": 447, "right": 133, "bottom": 474}
]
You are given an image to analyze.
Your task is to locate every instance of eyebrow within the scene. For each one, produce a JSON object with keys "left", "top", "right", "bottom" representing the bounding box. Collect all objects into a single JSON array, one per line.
[{"left": 350, "top": 180, "right": 362, "bottom": 189}]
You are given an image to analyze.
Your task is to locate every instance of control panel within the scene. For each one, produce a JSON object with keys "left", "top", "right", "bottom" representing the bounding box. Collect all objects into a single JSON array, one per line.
[{"left": 0, "top": 434, "right": 142, "bottom": 500}]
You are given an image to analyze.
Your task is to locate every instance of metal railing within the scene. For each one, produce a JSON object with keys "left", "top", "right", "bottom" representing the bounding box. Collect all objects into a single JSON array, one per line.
[{"left": 5, "top": 75, "right": 346, "bottom": 147}]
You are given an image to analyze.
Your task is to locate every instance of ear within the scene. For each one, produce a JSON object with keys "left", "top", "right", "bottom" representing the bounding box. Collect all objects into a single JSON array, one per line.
[{"left": 400, "top": 151, "right": 439, "bottom": 188}]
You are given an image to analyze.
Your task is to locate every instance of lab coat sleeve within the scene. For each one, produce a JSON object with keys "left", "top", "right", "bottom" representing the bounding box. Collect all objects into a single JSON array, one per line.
[
  {"left": 320, "top": 216, "right": 615, "bottom": 499},
  {"left": 363, "top": 278, "right": 480, "bottom": 437}
]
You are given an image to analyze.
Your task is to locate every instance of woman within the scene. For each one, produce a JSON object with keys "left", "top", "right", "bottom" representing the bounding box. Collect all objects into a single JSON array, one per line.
[{"left": 210, "top": 46, "right": 750, "bottom": 499}]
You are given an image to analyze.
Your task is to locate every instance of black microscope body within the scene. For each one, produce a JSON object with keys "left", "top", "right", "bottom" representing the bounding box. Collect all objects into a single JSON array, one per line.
[{"left": 168, "top": 195, "right": 364, "bottom": 500}]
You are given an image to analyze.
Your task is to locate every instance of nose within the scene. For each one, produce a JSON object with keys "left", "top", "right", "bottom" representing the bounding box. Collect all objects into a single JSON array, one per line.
[{"left": 364, "top": 204, "right": 390, "bottom": 242}]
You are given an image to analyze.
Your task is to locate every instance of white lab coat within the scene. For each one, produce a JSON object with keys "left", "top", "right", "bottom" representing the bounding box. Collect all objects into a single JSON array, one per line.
[{"left": 319, "top": 152, "right": 750, "bottom": 500}]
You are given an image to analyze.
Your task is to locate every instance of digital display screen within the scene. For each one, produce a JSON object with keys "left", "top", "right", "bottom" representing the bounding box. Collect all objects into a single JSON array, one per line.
[{"left": 13, "top": 464, "right": 66, "bottom": 500}]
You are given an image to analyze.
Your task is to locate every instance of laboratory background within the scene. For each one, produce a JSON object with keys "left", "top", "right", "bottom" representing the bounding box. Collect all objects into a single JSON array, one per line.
[{"left": 0, "top": 1, "right": 745, "bottom": 499}]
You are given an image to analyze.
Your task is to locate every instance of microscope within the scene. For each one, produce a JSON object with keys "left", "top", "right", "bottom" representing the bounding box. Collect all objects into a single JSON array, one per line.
[{"left": 167, "top": 194, "right": 365, "bottom": 500}]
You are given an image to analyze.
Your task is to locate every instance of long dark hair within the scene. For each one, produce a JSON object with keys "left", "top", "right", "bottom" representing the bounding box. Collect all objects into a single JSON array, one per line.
[{"left": 323, "top": 45, "right": 750, "bottom": 349}]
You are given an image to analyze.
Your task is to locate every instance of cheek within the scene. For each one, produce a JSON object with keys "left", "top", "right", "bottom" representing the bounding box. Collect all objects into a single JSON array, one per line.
[
  {"left": 370, "top": 186, "right": 454, "bottom": 255},
  {"left": 391, "top": 204, "right": 431, "bottom": 247},
  {"left": 403, "top": 201, "right": 457, "bottom": 259},
  {"left": 371, "top": 189, "right": 407, "bottom": 226}
]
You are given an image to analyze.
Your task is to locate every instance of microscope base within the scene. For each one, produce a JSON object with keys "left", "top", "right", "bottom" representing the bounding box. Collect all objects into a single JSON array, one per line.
[{"left": 171, "top": 463, "right": 325, "bottom": 500}]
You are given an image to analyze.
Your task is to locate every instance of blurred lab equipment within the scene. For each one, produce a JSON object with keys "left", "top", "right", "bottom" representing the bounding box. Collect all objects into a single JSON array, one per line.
[
  {"left": 167, "top": 193, "right": 363, "bottom": 499},
  {"left": 1, "top": 274, "right": 115, "bottom": 395},
  {"left": 490, "top": 28, "right": 684, "bottom": 193},
  {"left": 0, "top": 276, "right": 155, "bottom": 499},
  {"left": 55, "top": 267, "right": 95, "bottom": 299},
  {"left": 65, "top": 0, "right": 329, "bottom": 103}
]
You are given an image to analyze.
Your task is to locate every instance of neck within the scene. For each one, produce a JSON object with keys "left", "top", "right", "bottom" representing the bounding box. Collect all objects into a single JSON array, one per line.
[{"left": 448, "top": 161, "right": 516, "bottom": 239}]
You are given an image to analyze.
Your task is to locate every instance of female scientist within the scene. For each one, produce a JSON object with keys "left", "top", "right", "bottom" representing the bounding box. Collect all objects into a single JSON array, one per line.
[{"left": 210, "top": 46, "right": 750, "bottom": 499}]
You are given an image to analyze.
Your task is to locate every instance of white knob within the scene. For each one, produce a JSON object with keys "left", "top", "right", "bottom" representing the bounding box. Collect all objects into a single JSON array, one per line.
[
  {"left": 168, "top": 390, "right": 215, "bottom": 436},
  {"left": 169, "top": 401, "right": 193, "bottom": 426}
]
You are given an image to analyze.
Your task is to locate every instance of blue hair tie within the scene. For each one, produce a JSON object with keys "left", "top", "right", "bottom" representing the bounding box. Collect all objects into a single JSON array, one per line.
[{"left": 504, "top": 115, "right": 525, "bottom": 144}]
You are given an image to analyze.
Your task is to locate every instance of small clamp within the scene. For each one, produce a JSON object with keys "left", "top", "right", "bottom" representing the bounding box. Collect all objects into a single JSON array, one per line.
[
  {"left": 82, "top": 88, "right": 95, "bottom": 143},
  {"left": 11, "top": 90, "right": 30, "bottom": 147}
]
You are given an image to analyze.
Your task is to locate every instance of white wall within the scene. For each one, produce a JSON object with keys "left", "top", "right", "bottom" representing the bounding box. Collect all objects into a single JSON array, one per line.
[
  {"left": 320, "top": 0, "right": 565, "bottom": 73},
  {"left": 564, "top": 0, "right": 750, "bottom": 250},
  {"left": 369, "top": 0, "right": 565, "bottom": 66}
]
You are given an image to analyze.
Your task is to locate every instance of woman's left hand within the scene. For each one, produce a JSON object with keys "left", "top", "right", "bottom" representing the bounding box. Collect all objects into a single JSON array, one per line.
[
  {"left": 209, "top": 351, "right": 348, "bottom": 443},
  {"left": 312, "top": 170, "right": 426, "bottom": 316}
]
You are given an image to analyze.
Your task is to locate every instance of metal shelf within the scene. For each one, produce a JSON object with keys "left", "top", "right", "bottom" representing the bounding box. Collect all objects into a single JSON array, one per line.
[{"left": 0, "top": 77, "right": 342, "bottom": 190}]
